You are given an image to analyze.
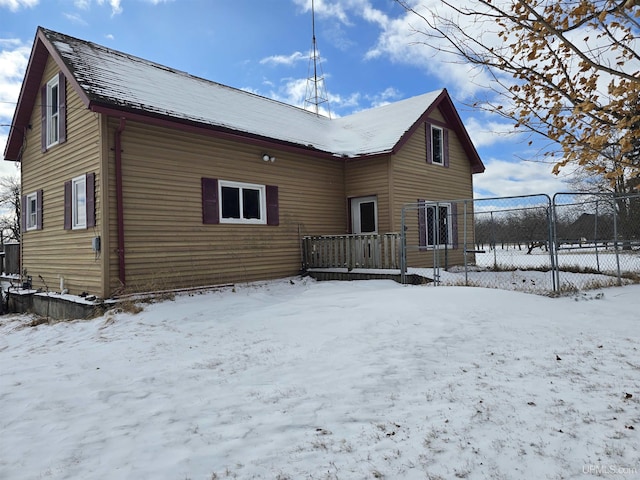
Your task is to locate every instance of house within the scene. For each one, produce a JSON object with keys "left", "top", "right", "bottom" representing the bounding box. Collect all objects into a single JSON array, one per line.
[{"left": 4, "top": 27, "right": 484, "bottom": 299}]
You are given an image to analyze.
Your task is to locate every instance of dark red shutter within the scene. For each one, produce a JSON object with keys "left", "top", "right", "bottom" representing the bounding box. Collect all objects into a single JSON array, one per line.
[
  {"left": 86, "top": 173, "right": 95, "bottom": 228},
  {"left": 21, "top": 195, "right": 26, "bottom": 232},
  {"left": 266, "top": 185, "right": 279, "bottom": 226},
  {"left": 425, "top": 123, "right": 432, "bottom": 164},
  {"left": 41, "top": 85, "right": 47, "bottom": 153},
  {"left": 36, "top": 189, "right": 43, "bottom": 230},
  {"left": 443, "top": 128, "right": 449, "bottom": 168},
  {"left": 201, "top": 178, "right": 219, "bottom": 224},
  {"left": 64, "top": 180, "right": 72, "bottom": 230},
  {"left": 418, "top": 199, "right": 426, "bottom": 250},
  {"left": 451, "top": 203, "right": 458, "bottom": 249},
  {"left": 58, "top": 72, "right": 66, "bottom": 144}
]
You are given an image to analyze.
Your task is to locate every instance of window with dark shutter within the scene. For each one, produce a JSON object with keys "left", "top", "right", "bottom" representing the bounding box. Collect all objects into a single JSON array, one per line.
[
  {"left": 64, "top": 174, "right": 94, "bottom": 230},
  {"left": 203, "top": 179, "right": 278, "bottom": 226}
]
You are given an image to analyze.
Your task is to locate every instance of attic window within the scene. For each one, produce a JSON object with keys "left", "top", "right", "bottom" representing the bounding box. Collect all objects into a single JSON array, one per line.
[
  {"left": 431, "top": 125, "right": 443, "bottom": 165},
  {"left": 41, "top": 72, "right": 66, "bottom": 152},
  {"left": 46, "top": 76, "right": 60, "bottom": 147},
  {"left": 426, "top": 123, "right": 449, "bottom": 167}
]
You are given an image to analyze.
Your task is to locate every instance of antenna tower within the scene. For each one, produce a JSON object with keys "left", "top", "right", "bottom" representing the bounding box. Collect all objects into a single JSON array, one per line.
[{"left": 303, "top": 0, "right": 331, "bottom": 117}]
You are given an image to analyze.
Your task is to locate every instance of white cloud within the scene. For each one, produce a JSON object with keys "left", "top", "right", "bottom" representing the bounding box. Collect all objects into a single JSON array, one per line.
[
  {"left": 0, "top": 40, "right": 30, "bottom": 119},
  {"left": 474, "top": 158, "right": 571, "bottom": 198},
  {"left": 365, "top": 86, "right": 402, "bottom": 108},
  {"left": 96, "top": 0, "right": 122, "bottom": 16},
  {"left": 464, "top": 116, "right": 522, "bottom": 149},
  {"left": 260, "top": 51, "right": 306, "bottom": 67},
  {"left": 0, "top": 0, "right": 38, "bottom": 11},
  {"left": 290, "top": 0, "right": 502, "bottom": 100},
  {"left": 0, "top": 39, "right": 30, "bottom": 160},
  {"left": 63, "top": 12, "right": 89, "bottom": 25}
]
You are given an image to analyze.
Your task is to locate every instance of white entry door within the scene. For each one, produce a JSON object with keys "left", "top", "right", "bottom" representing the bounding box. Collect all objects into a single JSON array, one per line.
[{"left": 351, "top": 196, "right": 378, "bottom": 234}]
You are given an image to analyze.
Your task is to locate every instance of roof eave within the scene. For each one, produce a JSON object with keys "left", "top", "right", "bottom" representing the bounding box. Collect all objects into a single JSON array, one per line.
[
  {"left": 89, "top": 102, "right": 344, "bottom": 161},
  {"left": 4, "top": 27, "right": 92, "bottom": 162},
  {"left": 3, "top": 30, "right": 48, "bottom": 161}
]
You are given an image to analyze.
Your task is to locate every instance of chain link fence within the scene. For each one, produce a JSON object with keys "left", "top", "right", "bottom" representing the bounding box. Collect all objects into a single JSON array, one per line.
[{"left": 401, "top": 193, "right": 640, "bottom": 294}]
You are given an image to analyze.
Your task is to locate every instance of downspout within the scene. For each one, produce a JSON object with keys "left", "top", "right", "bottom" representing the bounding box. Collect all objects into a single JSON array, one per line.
[{"left": 115, "top": 118, "right": 126, "bottom": 287}]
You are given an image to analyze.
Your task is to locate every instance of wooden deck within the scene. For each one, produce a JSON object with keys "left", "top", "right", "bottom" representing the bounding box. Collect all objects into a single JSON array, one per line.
[{"left": 302, "top": 233, "right": 401, "bottom": 270}]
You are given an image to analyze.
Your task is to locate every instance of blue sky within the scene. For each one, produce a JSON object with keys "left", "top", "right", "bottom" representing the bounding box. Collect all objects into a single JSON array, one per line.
[{"left": 0, "top": 0, "right": 571, "bottom": 197}]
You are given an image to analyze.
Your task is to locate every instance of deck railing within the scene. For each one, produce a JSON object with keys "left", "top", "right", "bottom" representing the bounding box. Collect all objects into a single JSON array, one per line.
[{"left": 302, "top": 233, "right": 401, "bottom": 270}]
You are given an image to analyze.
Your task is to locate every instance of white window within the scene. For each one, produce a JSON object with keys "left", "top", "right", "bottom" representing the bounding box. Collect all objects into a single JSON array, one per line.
[
  {"left": 431, "top": 125, "right": 444, "bottom": 165},
  {"left": 219, "top": 180, "right": 266, "bottom": 224},
  {"left": 26, "top": 192, "right": 38, "bottom": 231},
  {"left": 46, "top": 76, "right": 60, "bottom": 147},
  {"left": 426, "top": 204, "right": 452, "bottom": 247},
  {"left": 72, "top": 175, "right": 86, "bottom": 229}
]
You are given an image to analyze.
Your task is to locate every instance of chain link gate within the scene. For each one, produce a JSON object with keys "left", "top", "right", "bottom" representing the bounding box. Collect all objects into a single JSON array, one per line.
[
  {"left": 552, "top": 192, "right": 640, "bottom": 291},
  {"left": 401, "top": 195, "right": 556, "bottom": 293},
  {"left": 400, "top": 193, "right": 640, "bottom": 294}
]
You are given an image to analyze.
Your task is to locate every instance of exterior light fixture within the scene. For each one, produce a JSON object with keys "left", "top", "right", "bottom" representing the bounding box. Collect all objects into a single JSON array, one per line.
[{"left": 262, "top": 154, "right": 275, "bottom": 162}]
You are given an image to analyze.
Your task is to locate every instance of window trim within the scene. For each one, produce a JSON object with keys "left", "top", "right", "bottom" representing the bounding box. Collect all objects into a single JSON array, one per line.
[
  {"left": 26, "top": 192, "right": 38, "bottom": 231},
  {"left": 218, "top": 180, "right": 267, "bottom": 225},
  {"left": 72, "top": 174, "right": 87, "bottom": 230},
  {"left": 425, "top": 203, "right": 452, "bottom": 248},
  {"left": 46, "top": 76, "right": 60, "bottom": 148}
]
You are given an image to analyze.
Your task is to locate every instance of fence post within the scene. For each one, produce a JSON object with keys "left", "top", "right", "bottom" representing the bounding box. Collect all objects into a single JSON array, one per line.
[
  {"left": 594, "top": 201, "right": 600, "bottom": 272},
  {"left": 613, "top": 196, "right": 622, "bottom": 286},
  {"left": 401, "top": 207, "right": 407, "bottom": 284},
  {"left": 551, "top": 195, "right": 560, "bottom": 292},
  {"left": 463, "top": 200, "right": 469, "bottom": 286}
]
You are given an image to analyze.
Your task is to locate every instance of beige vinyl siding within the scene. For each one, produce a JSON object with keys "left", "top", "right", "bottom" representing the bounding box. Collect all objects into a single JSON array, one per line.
[
  {"left": 106, "top": 119, "right": 346, "bottom": 294},
  {"left": 392, "top": 113, "right": 475, "bottom": 267},
  {"left": 20, "top": 57, "right": 103, "bottom": 296},
  {"left": 344, "top": 156, "right": 392, "bottom": 234}
]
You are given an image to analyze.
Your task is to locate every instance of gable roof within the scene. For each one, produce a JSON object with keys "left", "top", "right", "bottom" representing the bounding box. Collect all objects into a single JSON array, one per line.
[{"left": 4, "top": 27, "right": 484, "bottom": 173}]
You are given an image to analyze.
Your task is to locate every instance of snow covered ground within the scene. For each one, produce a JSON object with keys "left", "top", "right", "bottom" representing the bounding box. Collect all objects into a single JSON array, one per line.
[
  {"left": 412, "top": 247, "right": 640, "bottom": 294},
  {"left": 1, "top": 278, "right": 639, "bottom": 479}
]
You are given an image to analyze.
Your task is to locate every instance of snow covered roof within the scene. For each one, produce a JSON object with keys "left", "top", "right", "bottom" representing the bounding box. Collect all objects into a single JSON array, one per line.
[{"left": 4, "top": 27, "right": 484, "bottom": 172}]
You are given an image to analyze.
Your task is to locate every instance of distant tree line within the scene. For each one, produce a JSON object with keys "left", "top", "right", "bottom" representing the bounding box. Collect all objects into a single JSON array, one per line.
[{"left": 474, "top": 200, "right": 640, "bottom": 253}]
